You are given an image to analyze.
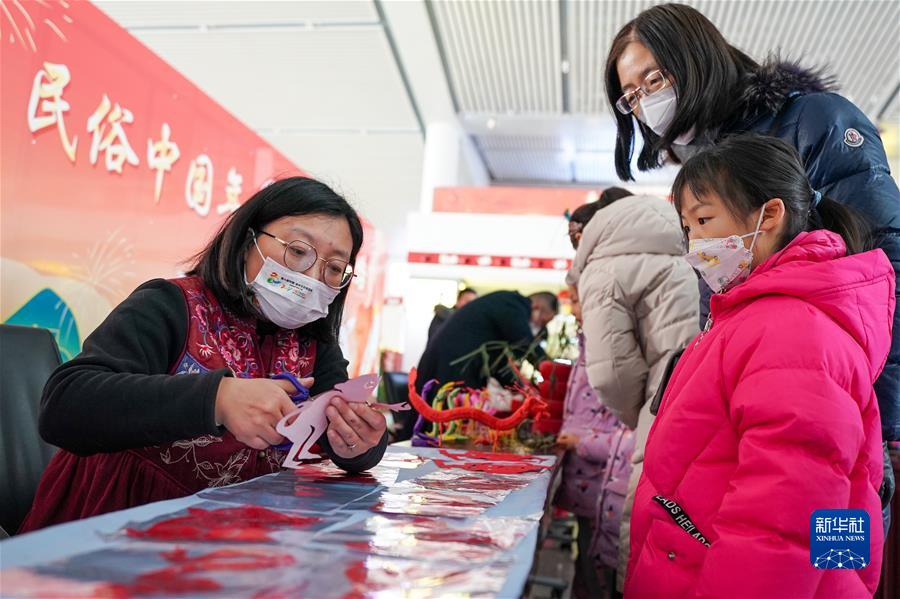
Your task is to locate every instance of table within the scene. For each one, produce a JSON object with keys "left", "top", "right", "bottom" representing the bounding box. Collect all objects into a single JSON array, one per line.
[
  {"left": 0, "top": 445, "right": 560, "bottom": 598},
  {"left": 395, "top": 439, "right": 568, "bottom": 596}
]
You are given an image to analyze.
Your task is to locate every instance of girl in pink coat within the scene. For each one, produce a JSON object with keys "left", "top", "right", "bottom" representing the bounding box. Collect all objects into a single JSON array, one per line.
[
  {"left": 626, "top": 133, "right": 894, "bottom": 599},
  {"left": 556, "top": 283, "right": 634, "bottom": 598}
]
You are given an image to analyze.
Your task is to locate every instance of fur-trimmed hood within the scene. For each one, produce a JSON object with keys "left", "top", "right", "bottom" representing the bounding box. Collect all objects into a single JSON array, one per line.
[
  {"left": 737, "top": 59, "right": 836, "bottom": 121},
  {"left": 672, "top": 60, "right": 837, "bottom": 160}
]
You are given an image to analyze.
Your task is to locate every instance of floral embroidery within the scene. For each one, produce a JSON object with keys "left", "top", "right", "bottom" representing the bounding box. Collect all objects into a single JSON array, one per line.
[
  {"left": 209, "top": 450, "right": 251, "bottom": 487},
  {"left": 263, "top": 448, "right": 286, "bottom": 472},
  {"left": 160, "top": 435, "right": 226, "bottom": 482},
  {"left": 150, "top": 277, "right": 317, "bottom": 491}
]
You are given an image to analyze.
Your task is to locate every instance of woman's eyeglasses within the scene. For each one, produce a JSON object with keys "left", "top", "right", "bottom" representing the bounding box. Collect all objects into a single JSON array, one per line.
[
  {"left": 616, "top": 69, "right": 670, "bottom": 115},
  {"left": 257, "top": 230, "right": 355, "bottom": 290}
]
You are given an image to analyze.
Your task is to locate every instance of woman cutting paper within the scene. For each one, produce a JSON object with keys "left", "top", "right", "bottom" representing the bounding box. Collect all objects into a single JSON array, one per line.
[{"left": 19, "top": 177, "right": 387, "bottom": 532}]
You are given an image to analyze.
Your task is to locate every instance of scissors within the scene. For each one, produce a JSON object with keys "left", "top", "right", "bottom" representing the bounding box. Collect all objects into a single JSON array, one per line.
[
  {"left": 271, "top": 372, "right": 310, "bottom": 449},
  {"left": 272, "top": 372, "right": 310, "bottom": 403}
]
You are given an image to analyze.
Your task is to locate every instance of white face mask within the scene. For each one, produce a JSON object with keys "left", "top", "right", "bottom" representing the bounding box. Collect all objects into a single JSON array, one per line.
[
  {"left": 246, "top": 240, "right": 339, "bottom": 329},
  {"left": 684, "top": 209, "right": 766, "bottom": 294},
  {"left": 638, "top": 86, "right": 696, "bottom": 145}
]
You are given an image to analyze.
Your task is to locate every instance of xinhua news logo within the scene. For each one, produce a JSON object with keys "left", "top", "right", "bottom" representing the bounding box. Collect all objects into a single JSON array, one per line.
[{"left": 810, "top": 509, "right": 870, "bottom": 569}]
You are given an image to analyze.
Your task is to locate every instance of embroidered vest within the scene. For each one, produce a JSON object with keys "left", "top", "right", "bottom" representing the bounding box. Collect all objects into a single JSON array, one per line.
[{"left": 128, "top": 276, "right": 316, "bottom": 492}]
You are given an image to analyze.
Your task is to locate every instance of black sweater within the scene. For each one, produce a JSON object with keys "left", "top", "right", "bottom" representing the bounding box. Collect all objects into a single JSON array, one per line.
[
  {"left": 416, "top": 290, "right": 544, "bottom": 392},
  {"left": 39, "top": 279, "right": 386, "bottom": 473}
]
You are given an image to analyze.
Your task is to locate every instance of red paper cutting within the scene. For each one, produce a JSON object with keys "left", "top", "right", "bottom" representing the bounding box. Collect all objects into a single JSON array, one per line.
[
  {"left": 161, "top": 547, "right": 295, "bottom": 573},
  {"left": 103, "top": 547, "right": 295, "bottom": 598},
  {"left": 433, "top": 458, "right": 550, "bottom": 475},
  {"left": 342, "top": 559, "right": 401, "bottom": 597},
  {"left": 417, "top": 474, "right": 528, "bottom": 493},
  {"left": 125, "top": 506, "right": 319, "bottom": 543},
  {"left": 105, "top": 570, "right": 222, "bottom": 597},
  {"left": 289, "top": 463, "right": 380, "bottom": 485},
  {"left": 293, "top": 485, "right": 327, "bottom": 498},
  {"left": 345, "top": 560, "right": 369, "bottom": 585},
  {"left": 437, "top": 449, "right": 545, "bottom": 463},
  {"left": 345, "top": 541, "right": 373, "bottom": 552}
]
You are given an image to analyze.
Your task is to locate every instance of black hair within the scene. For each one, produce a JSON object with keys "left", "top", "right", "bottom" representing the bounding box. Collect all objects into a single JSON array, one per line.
[
  {"left": 570, "top": 186, "right": 634, "bottom": 227},
  {"left": 529, "top": 291, "right": 560, "bottom": 314},
  {"left": 605, "top": 3, "right": 758, "bottom": 180},
  {"left": 672, "top": 133, "right": 872, "bottom": 255},
  {"left": 597, "top": 186, "right": 634, "bottom": 210},
  {"left": 187, "top": 177, "right": 364, "bottom": 342},
  {"left": 457, "top": 288, "right": 478, "bottom": 301}
]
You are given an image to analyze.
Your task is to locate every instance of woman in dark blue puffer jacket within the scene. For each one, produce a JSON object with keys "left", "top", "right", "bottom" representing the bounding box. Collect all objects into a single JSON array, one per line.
[{"left": 603, "top": 2, "right": 900, "bottom": 530}]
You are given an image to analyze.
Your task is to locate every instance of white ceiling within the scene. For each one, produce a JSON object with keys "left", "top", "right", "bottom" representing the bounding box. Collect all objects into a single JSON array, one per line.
[
  {"left": 430, "top": 0, "right": 563, "bottom": 114},
  {"left": 134, "top": 27, "right": 419, "bottom": 132}
]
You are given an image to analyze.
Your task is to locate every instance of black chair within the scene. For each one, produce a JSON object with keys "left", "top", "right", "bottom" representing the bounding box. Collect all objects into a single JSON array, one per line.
[
  {"left": 0, "top": 324, "right": 60, "bottom": 534},
  {"left": 381, "top": 371, "right": 415, "bottom": 442}
]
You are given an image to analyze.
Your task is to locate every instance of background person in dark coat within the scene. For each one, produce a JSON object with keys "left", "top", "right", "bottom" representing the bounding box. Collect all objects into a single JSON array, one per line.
[
  {"left": 605, "top": 2, "right": 900, "bottom": 522},
  {"left": 427, "top": 287, "right": 478, "bottom": 342},
  {"left": 415, "top": 290, "right": 558, "bottom": 396}
]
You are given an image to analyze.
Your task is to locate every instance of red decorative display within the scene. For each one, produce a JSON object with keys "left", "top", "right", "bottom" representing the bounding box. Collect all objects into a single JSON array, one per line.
[{"left": 407, "top": 367, "right": 546, "bottom": 431}]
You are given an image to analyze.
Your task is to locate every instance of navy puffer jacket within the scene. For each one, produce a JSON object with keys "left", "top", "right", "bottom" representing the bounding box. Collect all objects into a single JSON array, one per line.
[{"left": 692, "top": 63, "right": 900, "bottom": 446}]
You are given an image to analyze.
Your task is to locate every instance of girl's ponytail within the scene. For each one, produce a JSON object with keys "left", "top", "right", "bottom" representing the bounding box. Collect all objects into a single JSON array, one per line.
[{"left": 810, "top": 195, "right": 873, "bottom": 255}]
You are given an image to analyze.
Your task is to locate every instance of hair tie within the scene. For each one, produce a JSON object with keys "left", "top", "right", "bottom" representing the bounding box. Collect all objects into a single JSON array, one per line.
[{"left": 811, "top": 190, "right": 822, "bottom": 209}]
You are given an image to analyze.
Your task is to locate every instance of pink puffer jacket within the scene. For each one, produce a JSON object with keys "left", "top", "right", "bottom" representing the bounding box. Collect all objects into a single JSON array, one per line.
[
  {"left": 556, "top": 335, "right": 632, "bottom": 522},
  {"left": 626, "top": 231, "right": 894, "bottom": 599}
]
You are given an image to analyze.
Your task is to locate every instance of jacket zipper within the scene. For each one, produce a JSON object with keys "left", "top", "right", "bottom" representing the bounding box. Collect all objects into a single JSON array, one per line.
[{"left": 695, "top": 314, "right": 714, "bottom": 347}]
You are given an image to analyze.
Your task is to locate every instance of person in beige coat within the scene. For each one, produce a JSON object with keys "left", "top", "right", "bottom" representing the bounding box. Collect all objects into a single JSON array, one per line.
[{"left": 567, "top": 192, "right": 698, "bottom": 591}]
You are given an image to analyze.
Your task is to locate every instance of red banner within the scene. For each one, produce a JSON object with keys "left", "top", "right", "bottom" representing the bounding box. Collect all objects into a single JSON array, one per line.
[
  {"left": 1, "top": 0, "right": 383, "bottom": 375},
  {"left": 407, "top": 252, "right": 571, "bottom": 271},
  {"left": 433, "top": 186, "right": 594, "bottom": 216}
]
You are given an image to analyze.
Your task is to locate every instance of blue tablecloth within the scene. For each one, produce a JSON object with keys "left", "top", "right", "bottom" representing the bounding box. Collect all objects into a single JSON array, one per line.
[{"left": 0, "top": 445, "right": 558, "bottom": 597}]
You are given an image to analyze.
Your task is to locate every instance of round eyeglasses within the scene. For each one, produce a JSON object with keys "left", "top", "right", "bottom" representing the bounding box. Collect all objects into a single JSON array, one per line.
[
  {"left": 615, "top": 69, "right": 670, "bottom": 115},
  {"left": 257, "top": 230, "right": 355, "bottom": 290}
]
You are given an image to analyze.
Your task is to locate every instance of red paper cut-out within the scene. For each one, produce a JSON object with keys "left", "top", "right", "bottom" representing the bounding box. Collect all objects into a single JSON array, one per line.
[
  {"left": 433, "top": 458, "right": 550, "bottom": 475},
  {"left": 126, "top": 506, "right": 318, "bottom": 543},
  {"left": 437, "top": 449, "right": 545, "bottom": 463},
  {"left": 417, "top": 472, "right": 529, "bottom": 493},
  {"left": 289, "top": 463, "right": 380, "bottom": 485},
  {"left": 345, "top": 541, "right": 373, "bottom": 552},
  {"left": 293, "top": 485, "right": 326, "bottom": 498},
  {"left": 103, "top": 547, "right": 295, "bottom": 598}
]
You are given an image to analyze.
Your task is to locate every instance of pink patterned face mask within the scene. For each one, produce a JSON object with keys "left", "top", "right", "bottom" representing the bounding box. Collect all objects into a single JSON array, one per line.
[{"left": 684, "top": 209, "right": 765, "bottom": 293}]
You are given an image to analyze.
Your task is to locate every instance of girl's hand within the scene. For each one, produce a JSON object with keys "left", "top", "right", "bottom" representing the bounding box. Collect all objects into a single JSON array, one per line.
[
  {"left": 555, "top": 432, "right": 579, "bottom": 450},
  {"left": 325, "top": 398, "right": 387, "bottom": 459},
  {"left": 215, "top": 376, "right": 314, "bottom": 449}
]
